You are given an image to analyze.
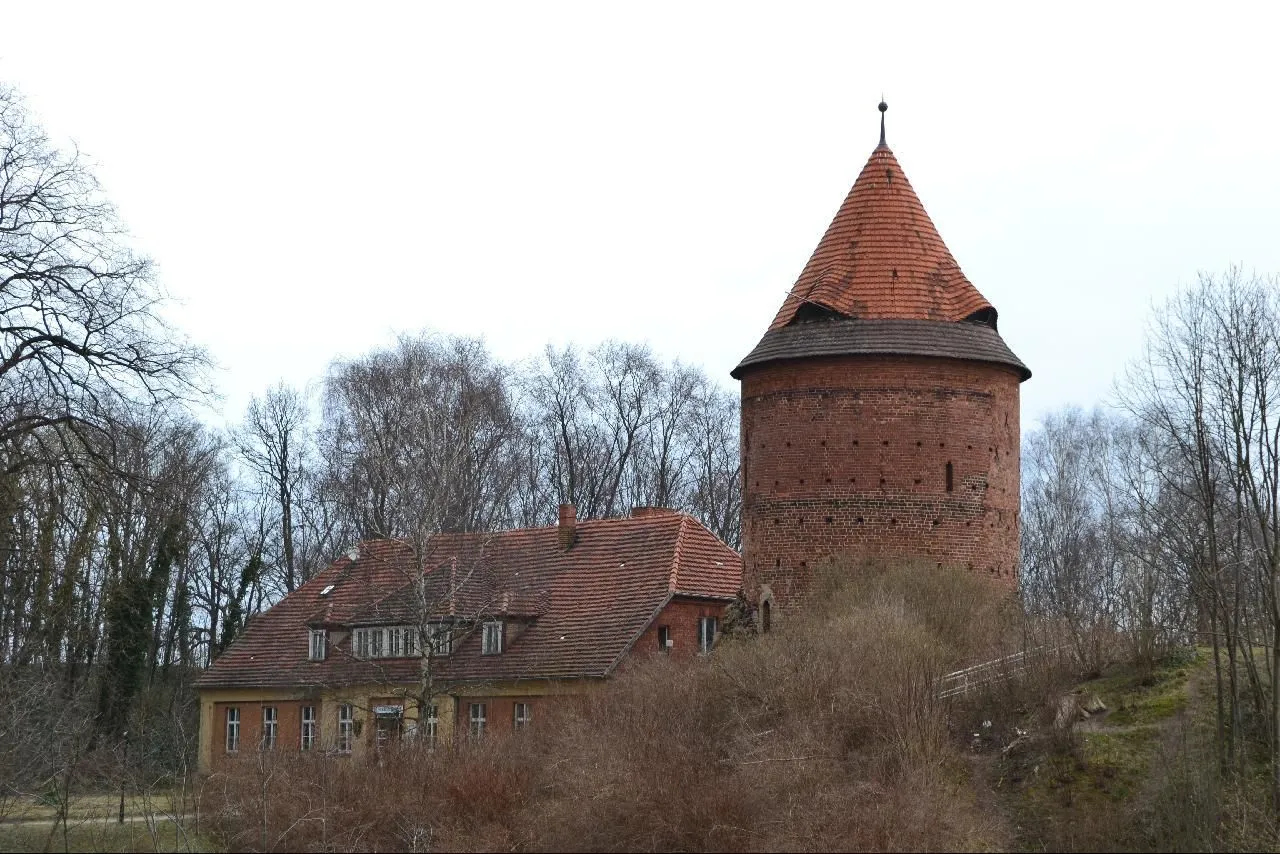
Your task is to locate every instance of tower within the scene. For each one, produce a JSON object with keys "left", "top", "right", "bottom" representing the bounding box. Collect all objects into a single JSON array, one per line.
[{"left": 733, "top": 103, "right": 1030, "bottom": 610}]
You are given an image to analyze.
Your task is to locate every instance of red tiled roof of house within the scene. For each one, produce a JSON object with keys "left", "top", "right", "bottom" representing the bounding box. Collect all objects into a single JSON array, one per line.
[
  {"left": 195, "top": 512, "right": 742, "bottom": 691},
  {"left": 767, "top": 142, "right": 994, "bottom": 329}
]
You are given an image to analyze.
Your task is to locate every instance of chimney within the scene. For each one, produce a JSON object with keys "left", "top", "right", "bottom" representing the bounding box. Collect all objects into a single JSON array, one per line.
[{"left": 558, "top": 503, "right": 577, "bottom": 551}]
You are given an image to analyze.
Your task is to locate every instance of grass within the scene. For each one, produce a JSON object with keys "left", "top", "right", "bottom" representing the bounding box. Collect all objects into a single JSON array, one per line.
[
  {"left": 3, "top": 792, "right": 181, "bottom": 824},
  {"left": 1089, "top": 649, "right": 1200, "bottom": 728},
  {"left": 0, "top": 788, "right": 217, "bottom": 853},
  {"left": 999, "top": 647, "right": 1208, "bottom": 851},
  {"left": 0, "top": 818, "right": 217, "bottom": 853}
]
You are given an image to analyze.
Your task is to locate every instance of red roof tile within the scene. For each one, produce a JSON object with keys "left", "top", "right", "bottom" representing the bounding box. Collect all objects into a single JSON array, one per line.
[
  {"left": 195, "top": 513, "right": 742, "bottom": 691},
  {"left": 768, "top": 143, "right": 994, "bottom": 329}
]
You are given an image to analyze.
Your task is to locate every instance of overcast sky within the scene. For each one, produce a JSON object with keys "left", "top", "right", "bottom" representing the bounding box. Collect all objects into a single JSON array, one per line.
[{"left": 3, "top": 2, "right": 1277, "bottom": 431}]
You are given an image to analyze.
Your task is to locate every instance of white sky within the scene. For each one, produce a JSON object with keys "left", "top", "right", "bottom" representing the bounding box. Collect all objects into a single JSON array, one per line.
[{"left": 3, "top": 2, "right": 1277, "bottom": 431}]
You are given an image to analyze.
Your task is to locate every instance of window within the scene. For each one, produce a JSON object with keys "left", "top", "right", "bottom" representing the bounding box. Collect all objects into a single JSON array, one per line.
[
  {"left": 513, "top": 702, "right": 531, "bottom": 730},
  {"left": 698, "top": 616, "right": 718, "bottom": 654},
  {"left": 945, "top": 461, "right": 954, "bottom": 493},
  {"left": 657, "top": 625, "right": 671, "bottom": 652},
  {"left": 309, "top": 628, "right": 327, "bottom": 661},
  {"left": 482, "top": 621, "right": 503, "bottom": 655},
  {"left": 761, "top": 600, "right": 772, "bottom": 634},
  {"left": 423, "top": 704, "right": 439, "bottom": 749},
  {"left": 430, "top": 622, "right": 453, "bottom": 656},
  {"left": 469, "top": 702, "right": 487, "bottom": 738},
  {"left": 338, "top": 704, "right": 354, "bottom": 753},
  {"left": 261, "top": 706, "right": 277, "bottom": 750},
  {"left": 354, "top": 626, "right": 419, "bottom": 658},
  {"left": 388, "top": 626, "right": 403, "bottom": 658},
  {"left": 225, "top": 707, "right": 240, "bottom": 753},
  {"left": 301, "top": 706, "right": 317, "bottom": 750}
]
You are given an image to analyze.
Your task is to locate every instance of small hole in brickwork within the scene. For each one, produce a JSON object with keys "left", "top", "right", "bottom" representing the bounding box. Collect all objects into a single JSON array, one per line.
[
  {"left": 940, "top": 442, "right": 945, "bottom": 448},
  {"left": 932, "top": 519, "right": 940, "bottom": 526},
  {"left": 965, "top": 521, "right": 972, "bottom": 527},
  {"left": 774, "top": 480, "right": 779, "bottom": 487},
  {"left": 882, "top": 440, "right": 889, "bottom": 446},
  {"left": 786, "top": 441, "right": 791, "bottom": 448},
  {"left": 773, "top": 518, "right": 780, "bottom": 525},
  {"left": 820, "top": 439, "right": 826, "bottom": 446},
  {"left": 853, "top": 439, "right": 859, "bottom": 446},
  {"left": 967, "top": 444, "right": 973, "bottom": 450},
  {"left": 775, "top": 558, "right": 780, "bottom": 568},
  {"left": 916, "top": 440, "right": 922, "bottom": 447},
  {"left": 879, "top": 477, "right": 886, "bottom": 485},
  {"left": 850, "top": 477, "right": 856, "bottom": 483},
  {"left": 799, "top": 478, "right": 805, "bottom": 485},
  {"left": 825, "top": 477, "right": 832, "bottom": 484},
  {"left": 825, "top": 516, "right": 833, "bottom": 524},
  {"left": 914, "top": 478, "right": 921, "bottom": 485},
  {"left": 890, "top": 518, "right": 897, "bottom": 525},
  {"left": 800, "top": 561, "right": 807, "bottom": 568},
  {"left": 989, "top": 447, "right": 994, "bottom": 453},
  {"left": 856, "top": 516, "right": 864, "bottom": 524}
]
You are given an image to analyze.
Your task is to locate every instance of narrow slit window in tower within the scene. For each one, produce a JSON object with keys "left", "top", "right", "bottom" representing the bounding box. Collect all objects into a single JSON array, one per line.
[{"left": 945, "top": 462, "right": 954, "bottom": 492}]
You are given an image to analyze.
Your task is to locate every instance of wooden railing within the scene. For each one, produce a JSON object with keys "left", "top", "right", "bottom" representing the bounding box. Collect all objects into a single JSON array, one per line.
[{"left": 937, "top": 647, "right": 1053, "bottom": 699}]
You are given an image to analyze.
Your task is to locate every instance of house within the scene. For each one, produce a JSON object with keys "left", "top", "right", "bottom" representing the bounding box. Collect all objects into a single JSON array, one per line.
[{"left": 195, "top": 505, "right": 742, "bottom": 771}]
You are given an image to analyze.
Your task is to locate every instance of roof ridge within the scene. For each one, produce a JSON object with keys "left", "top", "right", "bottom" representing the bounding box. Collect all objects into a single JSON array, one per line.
[{"left": 668, "top": 514, "right": 690, "bottom": 593}]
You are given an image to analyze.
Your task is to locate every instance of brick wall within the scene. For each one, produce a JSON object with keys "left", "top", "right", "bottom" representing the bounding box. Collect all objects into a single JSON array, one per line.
[
  {"left": 211, "top": 700, "right": 305, "bottom": 767},
  {"left": 739, "top": 353, "right": 1021, "bottom": 606},
  {"left": 458, "top": 696, "right": 538, "bottom": 736},
  {"left": 632, "top": 598, "right": 729, "bottom": 659}
]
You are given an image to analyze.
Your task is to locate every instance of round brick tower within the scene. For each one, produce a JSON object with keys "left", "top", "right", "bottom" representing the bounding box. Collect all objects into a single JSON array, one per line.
[{"left": 733, "top": 105, "right": 1030, "bottom": 610}]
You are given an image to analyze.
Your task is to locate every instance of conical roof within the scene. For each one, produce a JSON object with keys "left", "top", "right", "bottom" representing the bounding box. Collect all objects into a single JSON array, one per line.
[
  {"left": 734, "top": 120, "right": 1029, "bottom": 383},
  {"left": 768, "top": 143, "right": 993, "bottom": 329}
]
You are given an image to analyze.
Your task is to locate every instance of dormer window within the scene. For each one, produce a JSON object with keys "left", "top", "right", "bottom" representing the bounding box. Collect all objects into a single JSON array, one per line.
[
  {"left": 430, "top": 622, "right": 454, "bottom": 656},
  {"left": 308, "top": 628, "right": 327, "bottom": 661},
  {"left": 482, "top": 621, "right": 504, "bottom": 655},
  {"left": 353, "top": 625, "right": 425, "bottom": 659}
]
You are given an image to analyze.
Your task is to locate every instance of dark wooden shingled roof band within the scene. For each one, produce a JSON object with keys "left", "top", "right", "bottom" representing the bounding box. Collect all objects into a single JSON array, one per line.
[{"left": 731, "top": 317, "right": 1031, "bottom": 381}]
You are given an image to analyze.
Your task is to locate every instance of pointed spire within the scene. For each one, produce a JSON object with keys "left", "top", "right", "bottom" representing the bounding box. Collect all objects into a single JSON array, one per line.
[
  {"left": 878, "top": 99, "right": 888, "bottom": 147},
  {"left": 766, "top": 137, "right": 995, "bottom": 329}
]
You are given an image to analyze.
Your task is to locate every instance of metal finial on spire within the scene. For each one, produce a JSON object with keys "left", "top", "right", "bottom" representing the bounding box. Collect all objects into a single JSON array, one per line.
[{"left": 878, "top": 99, "right": 888, "bottom": 146}]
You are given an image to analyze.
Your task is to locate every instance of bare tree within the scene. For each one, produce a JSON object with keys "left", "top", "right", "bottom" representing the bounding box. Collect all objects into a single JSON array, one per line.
[
  {"left": 0, "top": 84, "right": 207, "bottom": 476},
  {"left": 236, "top": 383, "right": 312, "bottom": 592},
  {"left": 319, "top": 333, "right": 522, "bottom": 541},
  {"left": 1121, "top": 268, "right": 1280, "bottom": 799}
]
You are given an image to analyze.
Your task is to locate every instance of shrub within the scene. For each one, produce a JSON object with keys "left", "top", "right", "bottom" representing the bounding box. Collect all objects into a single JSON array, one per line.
[{"left": 203, "top": 562, "right": 1014, "bottom": 852}]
